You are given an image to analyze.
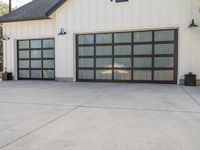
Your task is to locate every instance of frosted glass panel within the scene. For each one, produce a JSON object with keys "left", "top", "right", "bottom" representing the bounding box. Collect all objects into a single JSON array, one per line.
[
  {"left": 31, "top": 40, "right": 41, "bottom": 48},
  {"left": 134, "top": 32, "right": 152, "bottom": 42},
  {"left": 18, "top": 41, "right": 29, "bottom": 49},
  {"left": 134, "top": 45, "right": 152, "bottom": 55},
  {"left": 19, "top": 70, "right": 29, "bottom": 78},
  {"left": 43, "top": 50, "right": 54, "bottom": 58},
  {"left": 96, "top": 34, "right": 112, "bottom": 44},
  {"left": 31, "top": 60, "right": 41, "bottom": 68},
  {"left": 43, "top": 39, "right": 54, "bottom": 48},
  {"left": 96, "top": 70, "right": 112, "bottom": 80},
  {"left": 19, "top": 60, "right": 29, "bottom": 68},
  {"left": 79, "top": 35, "right": 94, "bottom": 44},
  {"left": 79, "top": 47, "right": 94, "bottom": 56},
  {"left": 154, "top": 30, "right": 174, "bottom": 41},
  {"left": 43, "top": 60, "right": 55, "bottom": 68},
  {"left": 155, "top": 44, "right": 174, "bottom": 54},
  {"left": 43, "top": 70, "right": 55, "bottom": 79},
  {"left": 31, "top": 70, "right": 42, "bottom": 78},
  {"left": 134, "top": 58, "right": 152, "bottom": 68},
  {"left": 154, "top": 70, "right": 174, "bottom": 81},
  {"left": 114, "top": 70, "right": 131, "bottom": 80},
  {"left": 114, "top": 58, "right": 131, "bottom": 68},
  {"left": 114, "top": 45, "right": 132, "bottom": 55},
  {"left": 79, "top": 59, "right": 94, "bottom": 68},
  {"left": 134, "top": 70, "right": 152, "bottom": 80},
  {"left": 96, "top": 58, "right": 112, "bottom": 68},
  {"left": 114, "top": 33, "right": 131, "bottom": 43},
  {"left": 154, "top": 57, "right": 174, "bottom": 68},
  {"left": 31, "top": 50, "right": 41, "bottom": 58},
  {"left": 79, "top": 70, "right": 94, "bottom": 79},
  {"left": 19, "top": 51, "right": 29, "bottom": 58}
]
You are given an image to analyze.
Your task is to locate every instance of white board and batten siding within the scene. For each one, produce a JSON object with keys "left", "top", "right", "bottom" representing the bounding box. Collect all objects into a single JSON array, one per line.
[
  {"left": 3, "top": 20, "right": 55, "bottom": 78},
  {"left": 3, "top": 0, "right": 200, "bottom": 82}
]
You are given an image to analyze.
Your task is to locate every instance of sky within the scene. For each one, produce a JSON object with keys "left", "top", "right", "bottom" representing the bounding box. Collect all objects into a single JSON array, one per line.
[{"left": 1, "top": 0, "right": 32, "bottom": 8}]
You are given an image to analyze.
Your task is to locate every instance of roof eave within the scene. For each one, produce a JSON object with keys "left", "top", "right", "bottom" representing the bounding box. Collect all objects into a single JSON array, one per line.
[
  {"left": 46, "top": 0, "right": 67, "bottom": 16},
  {"left": 0, "top": 17, "right": 50, "bottom": 23}
]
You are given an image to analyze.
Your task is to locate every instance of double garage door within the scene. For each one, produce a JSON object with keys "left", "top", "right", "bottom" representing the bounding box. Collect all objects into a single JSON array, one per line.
[
  {"left": 17, "top": 39, "right": 55, "bottom": 80},
  {"left": 76, "top": 29, "right": 178, "bottom": 83}
]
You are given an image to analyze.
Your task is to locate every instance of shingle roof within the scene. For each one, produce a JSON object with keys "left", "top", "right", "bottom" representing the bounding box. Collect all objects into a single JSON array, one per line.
[{"left": 0, "top": 0, "right": 67, "bottom": 23}]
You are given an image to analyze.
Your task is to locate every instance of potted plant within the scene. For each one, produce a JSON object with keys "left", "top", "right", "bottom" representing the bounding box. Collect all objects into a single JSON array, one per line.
[
  {"left": 2, "top": 67, "right": 12, "bottom": 81},
  {"left": 185, "top": 72, "right": 196, "bottom": 86}
]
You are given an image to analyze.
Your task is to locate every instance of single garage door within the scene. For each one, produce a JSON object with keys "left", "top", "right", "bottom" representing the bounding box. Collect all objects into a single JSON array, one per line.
[
  {"left": 76, "top": 29, "right": 178, "bottom": 83},
  {"left": 17, "top": 39, "right": 55, "bottom": 80}
]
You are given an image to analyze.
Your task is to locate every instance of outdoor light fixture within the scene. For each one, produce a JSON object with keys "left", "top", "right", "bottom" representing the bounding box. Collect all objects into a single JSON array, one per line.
[
  {"left": 189, "top": 19, "right": 198, "bottom": 28},
  {"left": 58, "top": 28, "right": 66, "bottom": 35},
  {"left": 2, "top": 34, "right": 10, "bottom": 40}
]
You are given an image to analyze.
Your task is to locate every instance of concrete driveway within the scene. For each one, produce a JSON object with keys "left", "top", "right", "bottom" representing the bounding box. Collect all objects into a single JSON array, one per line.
[{"left": 0, "top": 81, "right": 200, "bottom": 150}]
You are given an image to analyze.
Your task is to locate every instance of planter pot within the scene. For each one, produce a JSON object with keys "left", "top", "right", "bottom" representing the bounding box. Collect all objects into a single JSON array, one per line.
[
  {"left": 185, "top": 74, "right": 196, "bottom": 86},
  {"left": 2, "top": 72, "right": 13, "bottom": 81}
]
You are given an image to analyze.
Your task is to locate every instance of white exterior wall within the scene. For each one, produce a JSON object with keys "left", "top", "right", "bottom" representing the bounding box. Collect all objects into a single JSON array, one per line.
[
  {"left": 3, "top": 19, "right": 55, "bottom": 79},
  {"left": 3, "top": 0, "right": 200, "bottom": 82}
]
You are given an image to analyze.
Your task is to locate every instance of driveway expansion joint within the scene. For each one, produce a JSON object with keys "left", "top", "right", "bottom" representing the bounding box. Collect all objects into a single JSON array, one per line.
[
  {"left": 181, "top": 86, "right": 200, "bottom": 107},
  {"left": 0, "top": 106, "right": 79, "bottom": 150}
]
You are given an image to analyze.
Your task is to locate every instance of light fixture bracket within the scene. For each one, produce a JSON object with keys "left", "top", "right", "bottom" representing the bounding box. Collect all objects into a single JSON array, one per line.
[
  {"left": 58, "top": 28, "right": 66, "bottom": 35},
  {"left": 189, "top": 19, "right": 198, "bottom": 28}
]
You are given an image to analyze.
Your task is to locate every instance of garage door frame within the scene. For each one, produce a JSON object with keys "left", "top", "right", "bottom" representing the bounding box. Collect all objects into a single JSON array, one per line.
[
  {"left": 17, "top": 38, "right": 55, "bottom": 80},
  {"left": 76, "top": 29, "right": 178, "bottom": 84}
]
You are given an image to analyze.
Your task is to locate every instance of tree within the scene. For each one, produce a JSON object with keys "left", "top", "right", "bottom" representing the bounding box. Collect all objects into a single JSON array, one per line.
[{"left": 0, "top": 1, "right": 9, "bottom": 54}]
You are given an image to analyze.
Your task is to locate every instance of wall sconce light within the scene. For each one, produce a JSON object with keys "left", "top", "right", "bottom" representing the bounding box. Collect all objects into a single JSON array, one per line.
[
  {"left": 1, "top": 34, "right": 10, "bottom": 40},
  {"left": 189, "top": 19, "right": 198, "bottom": 28},
  {"left": 58, "top": 28, "right": 66, "bottom": 35}
]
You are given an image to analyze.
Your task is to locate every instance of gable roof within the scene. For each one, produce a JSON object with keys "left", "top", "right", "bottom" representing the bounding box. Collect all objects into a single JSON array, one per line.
[{"left": 0, "top": 0, "right": 67, "bottom": 23}]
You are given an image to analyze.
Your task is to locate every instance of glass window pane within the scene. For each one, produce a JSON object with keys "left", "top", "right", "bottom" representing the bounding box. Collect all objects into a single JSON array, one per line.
[
  {"left": 114, "top": 58, "right": 131, "bottom": 68},
  {"left": 134, "top": 45, "right": 152, "bottom": 55},
  {"left": 96, "top": 34, "right": 112, "bottom": 44},
  {"left": 18, "top": 41, "right": 29, "bottom": 49},
  {"left": 19, "top": 70, "right": 30, "bottom": 78},
  {"left": 96, "top": 70, "right": 112, "bottom": 80},
  {"left": 43, "top": 60, "right": 55, "bottom": 68},
  {"left": 31, "top": 60, "right": 41, "bottom": 68},
  {"left": 114, "top": 70, "right": 131, "bottom": 80},
  {"left": 154, "top": 30, "right": 174, "bottom": 41},
  {"left": 114, "top": 33, "right": 131, "bottom": 43},
  {"left": 134, "top": 32, "right": 152, "bottom": 42},
  {"left": 114, "top": 45, "right": 131, "bottom": 55},
  {"left": 31, "top": 50, "right": 41, "bottom": 58},
  {"left": 78, "top": 35, "right": 94, "bottom": 44},
  {"left": 43, "top": 70, "right": 55, "bottom": 79},
  {"left": 154, "top": 57, "right": 174, "bottom": 68},
  {"left": 133, "top": 70, "right": 152, "bottom": 80},
  {"left": 79, "top": 46, "right": 94, "bottom": 56},
  {"left": 43, "top": 50, "right": 54, "bottom": 58},
  {"left": 134, "top": 58, "right": 152, "bottom": 68},
  {"left": 96, "top": 58, "right": 112, "bottom": 68},
  {"left": 79, "top": 58, "right": 94, "bottom": 68},
  {"left": 154, "top": 70, "right": 174, "bottom": 81},
  {"left": 31, "top": 70, "right": 42, "bottom": 78},
  {"left": 154, "top": 44, "right": 174, "bottom": 54},
  {"left": 19, "top": 51, "right": 29, "bottom": 59},
  {"left": 96, "top": 46, "right": 112, "bottom": 56},
  {"left": 19, "top": 60, "right": 29, "bottom": 68},
  {"left": 31, "top": 40, "right": 42, "bottom": 48},
  {"left": 43, "top": 39, "right": 54, "bottom": 48},
  {"left": 79, "top": 70, "right": 94, "bottom": 79}
]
